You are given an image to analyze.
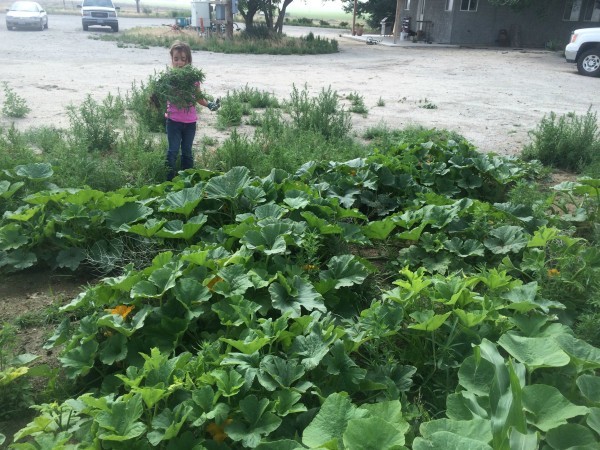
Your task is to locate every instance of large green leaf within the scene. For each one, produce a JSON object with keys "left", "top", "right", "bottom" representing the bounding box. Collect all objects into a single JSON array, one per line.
[
  {"left": 409, "top": 310, "right": 452, "bottom": 331},
  {"left": 225, "top": 395, "right": 282, "bottom": 448},
  {"left": 205, "top": 166, "right": 251, "bottom": 199},
  {"left": 105, "top": 202, "right": 153, "bottom": 230},
  {"left": 302, "top": 393, "right": 368, "bottom": 448},
  {"left": 212, "top": 295, "right": 261, "bottom": 326},
  {"left": 587, "top": 407, "right": 600, "bottom": 436},
  {"left": 420, "top": 418, "right": 492, "bottom": 443},
  {"left": 159, "top": 184, "right": 203, "bottom": 217},
  {"left": 545, "top": 423, "right": 599, "bottom": 449},
  {"left": 413, "top": 431, "right": 493, "bottom": 450},
  {"left": 498, "top": 333, "right": 570, "bottom": 372},
  {"left": 343, "top": 417, "right": 406, "bottom": 449},
  {"left": 0, "top": 248, "right": 37, "bottom": 270},
  {"left": 212, "top": 369, "right": 245, "bottom": 398},
  {"left": 56, "top": 247, "right": 86, "bottom": 270},
  {"left": 0, "top": 180, "right": 24, "bottom": 200},
  {"left": 483, "top": 225, "right": 528, "bottom": 254},
  {"left": 522, "top": 384, "right": 589, "bottom": 432},
  {"left": 59, "top": 339, "right": 99, "bottom": 379},
  {"left": 14, "top": 162, "right": 53, "bottom": 180},
  {"left": 577, "top": 375, "right": 600, "bottom": 403},
  {"left": 324, "top": 340, "right": 367, "bottom": 390},
  {"left": 96, "top": 394, "right": 147, "bottom": 441},
  {"left": 241, "top": 223, "right": 290, "bottom": 255},
  {"left": 508, "top": 429, "right": 538, "bottom": 450},
  {"left": 458, "top": 355, "right": 496, "bottom": 396},
  {"left": 270, "top": 274, "right": 326, "bottom": 318},
  {"left": 319, "top": 254, "right": 369, "bottom": 290},
  {"left": 147, "top": 404, "right": 193, "bottom": 446},
  {"left": 555, "top": 333, "right": 600, "bottom": 371},
  {"left": 153, "top": 214, "right": 207, "bottom": 240},
  {"left": 0, "top": 223, "right": 28, "bottom": 250},
  {"left": 258, "top": 355, "right": 306, "bottom": 391}
]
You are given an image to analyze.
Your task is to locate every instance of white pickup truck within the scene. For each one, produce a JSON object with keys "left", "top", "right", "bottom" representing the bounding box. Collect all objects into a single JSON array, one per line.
[{"left": 565, "top": 27, "right": 600, "bottom": 77}]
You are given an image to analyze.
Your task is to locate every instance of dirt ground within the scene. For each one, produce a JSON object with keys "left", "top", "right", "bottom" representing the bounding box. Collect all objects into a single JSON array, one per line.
[{"left": 0, "top": 13, "right": 598, "bottom": 157}]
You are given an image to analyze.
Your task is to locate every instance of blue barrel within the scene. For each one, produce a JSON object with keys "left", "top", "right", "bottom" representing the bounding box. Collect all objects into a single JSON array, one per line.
[{"left": 176, "top": 17, "right": 187, "bottom": 27}]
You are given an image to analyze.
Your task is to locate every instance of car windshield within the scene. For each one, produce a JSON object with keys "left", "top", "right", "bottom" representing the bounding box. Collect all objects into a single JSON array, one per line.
[
  {"left": 9, "top": 1, "right": 39, "bottom": 11},
  {"left": 83, "top": 0, "right": 113, "bottom": 6}
]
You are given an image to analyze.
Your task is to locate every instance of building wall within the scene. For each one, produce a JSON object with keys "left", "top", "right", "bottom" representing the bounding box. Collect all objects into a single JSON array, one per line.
[{"left": 401, "top": 0, "right": 600, "bottom": 48}]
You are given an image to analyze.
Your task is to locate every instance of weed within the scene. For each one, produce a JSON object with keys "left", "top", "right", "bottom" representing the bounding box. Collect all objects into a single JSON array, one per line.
[
  {"left": 0, "top": 125, "right": 37, "bottom": 172},
  {"left": 522, "top": 108, "right": 600, "bottom": 173},
  {"left": 201, "top": 136, "right": 218, "bottom": 146},
  {"left": 216, "top": 96, "right": 245, "bottom": 128},
  {"left": 101, "top": 27, "right": 339, "bottom": 55},
  {"left": 246, "top": 111, "right": 263, "bottom": 126},
  {"left": 67, "top": 93, "right": 125, "bottom": 153},
  {"left": 287, "top": 84, "right": 352, "bottom": 140},
  {"left": 418, "top": 98, "right": 438, "bottom": 109},
  {"left": 228, "top": 84, "right": 279, "bottom": 109},
  {"left": 347, "top": 92, "right": 368, "bottom": 114},
  {"left": 377, "top": 97, "right": 385, "bottom": 107},
  {"left": 1, "top": 82, "right": 31, "bottom": 118},
  {"left": 127, "top": 78, "right": 168, "bottom": 132}
]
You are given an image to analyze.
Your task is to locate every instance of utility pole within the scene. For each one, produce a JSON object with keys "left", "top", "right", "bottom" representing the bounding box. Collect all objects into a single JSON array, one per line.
[
  {"left": 393, "top": 0, "right": 402, "bottom": 43},
  {"left": 225, "top": 0, "right": 233, "bottom": 39},
  {"left": 352, "top": 0, "right": 357, "bottom": 35}
]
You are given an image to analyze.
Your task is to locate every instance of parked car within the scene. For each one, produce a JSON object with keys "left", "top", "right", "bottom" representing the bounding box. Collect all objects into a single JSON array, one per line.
[
  {"left": 5, "top": 0, "right": 48, "bottom": 31},
  {"left": 77, "top": 0, "right": 119, "bottom": 32},
  {"left": 565, "top": 27, "right": 600, "bottom": 77}
]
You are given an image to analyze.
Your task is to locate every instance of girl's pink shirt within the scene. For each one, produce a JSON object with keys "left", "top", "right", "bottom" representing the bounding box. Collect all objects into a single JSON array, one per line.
[{"left": 165, "top": 81, "right": 200, "bottom": 123}]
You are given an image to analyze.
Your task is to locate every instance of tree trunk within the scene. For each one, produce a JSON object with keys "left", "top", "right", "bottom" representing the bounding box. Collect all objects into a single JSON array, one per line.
[
  {"left": 274, "top": 0, "right": 293, "bottom": 34},
  {"left": 135, "top": 0, "right": 140, "bottom": 13}
]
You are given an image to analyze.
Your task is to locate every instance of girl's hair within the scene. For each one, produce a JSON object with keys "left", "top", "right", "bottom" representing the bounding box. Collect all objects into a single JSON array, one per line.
[{"left": 169, "top": 40, "right": 192, "bottom": 64}]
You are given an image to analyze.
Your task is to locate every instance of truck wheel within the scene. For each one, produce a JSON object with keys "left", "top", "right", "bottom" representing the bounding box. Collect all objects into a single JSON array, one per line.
[
  {"left": 112, "top": 24, "right": 118, "bottom": 32},
  {"left": 577, "top": 49, "right": 600, "bottom": 77},
  {"left": 83, "top": 23, "right": 88, "bottom": 31}
]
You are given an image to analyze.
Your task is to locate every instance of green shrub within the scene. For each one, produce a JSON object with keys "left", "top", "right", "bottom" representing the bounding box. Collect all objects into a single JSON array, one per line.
[
  {"left": 102, "top": 28, "right": 339, "bottom": 55},
  {"left": 216, "top": 96, "right": 245, "bottom": 128},
  {"left": 287, "top": 85, "right": 351, "bottom": 140},
  {"left": 67, "top": 93, "right": 125, "bottom": 153},
  {"left": 228, "top": 84, "right": 279, "bottom": 109},
  {"left": 0, "top": 125, "right": 37, "bottom": 172},
  {"left": 347, "top": 92, "right": 368, "bottom": 114},
  {"left": 126, "top": 78, "right": 165, "bottom": 132},
  {"left": 1, "top": 82, "right": 31, "bottom": 118},
  {"left": 522, "top": 108, "right": 600, "bottom": 173}
]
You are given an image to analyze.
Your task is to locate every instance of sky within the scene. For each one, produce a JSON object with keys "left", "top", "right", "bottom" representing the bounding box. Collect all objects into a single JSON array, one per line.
[{"left": 143, "top": 0, "right": 347, "bottom": 13}]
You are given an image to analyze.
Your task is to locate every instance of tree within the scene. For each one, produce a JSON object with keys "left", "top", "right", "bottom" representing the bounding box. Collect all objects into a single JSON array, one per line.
[
  {"left": 341, "top": 0, "right": 396, "bottom": 29},
  {"left": 135, "top": 0, "right": 140, "bottom": 13},
  {"left": 237, "top": 0, "right": 310, "bottom": 34}
]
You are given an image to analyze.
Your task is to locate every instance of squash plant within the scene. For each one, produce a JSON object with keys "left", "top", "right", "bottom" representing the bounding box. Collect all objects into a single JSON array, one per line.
[{"left": 3, "top": 137, "right": 600, "bottom": 448}]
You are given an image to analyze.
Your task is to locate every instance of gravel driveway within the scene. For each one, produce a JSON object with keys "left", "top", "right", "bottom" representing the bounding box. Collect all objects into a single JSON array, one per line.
[{"left": 0, "top": 13, "right": 596, "bottom": 155}]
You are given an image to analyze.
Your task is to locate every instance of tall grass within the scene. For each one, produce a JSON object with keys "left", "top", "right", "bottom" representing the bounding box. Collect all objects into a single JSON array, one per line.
[
  {"left": 521, "top": 108, "right": 600, "bottom": 173},
  {"left": 100, "top": 28, "right": 338, "bottom": 54}
]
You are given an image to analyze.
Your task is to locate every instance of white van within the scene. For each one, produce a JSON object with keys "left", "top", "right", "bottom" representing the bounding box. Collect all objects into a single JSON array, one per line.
[{"left": 78, "top": 0, "right": 119, "bottom": 32}]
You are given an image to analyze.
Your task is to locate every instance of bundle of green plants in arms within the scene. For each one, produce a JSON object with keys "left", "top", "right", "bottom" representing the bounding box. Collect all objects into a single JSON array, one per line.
[{"left": 150, "top": 64, "right": 206, "bottom": 109}]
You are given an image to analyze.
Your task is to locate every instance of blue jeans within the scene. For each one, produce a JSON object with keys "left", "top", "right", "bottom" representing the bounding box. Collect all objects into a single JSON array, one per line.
[{"left": 166, "top": 119, "right": 196, "bottom": 181}]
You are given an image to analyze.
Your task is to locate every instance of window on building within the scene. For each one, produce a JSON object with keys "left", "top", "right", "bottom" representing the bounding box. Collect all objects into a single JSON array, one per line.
[
  {"left": 460, "top": 0, "right": 477, "bottom": 11},
  {"left": 445, "top": 0, "right": 454, "bottom": 11},
  {"left": 563, "top": 0, "right": 583, "bottom": 20},
  {"left": 583, "top": 0, "right": 600, "bottom": 21},
  {"left": 405, "top": 0, "right": 411, "bottom": 10}
]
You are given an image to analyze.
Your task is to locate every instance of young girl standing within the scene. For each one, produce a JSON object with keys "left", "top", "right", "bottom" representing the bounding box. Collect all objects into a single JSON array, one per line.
[{"left": 164, "top": 41, "right": 219, "bottom": 181}]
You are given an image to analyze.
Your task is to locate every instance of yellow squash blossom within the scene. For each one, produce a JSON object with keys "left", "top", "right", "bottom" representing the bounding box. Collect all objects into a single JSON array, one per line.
[{"left": 107, "top": 304, "right": 134, "bottom": 320}]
